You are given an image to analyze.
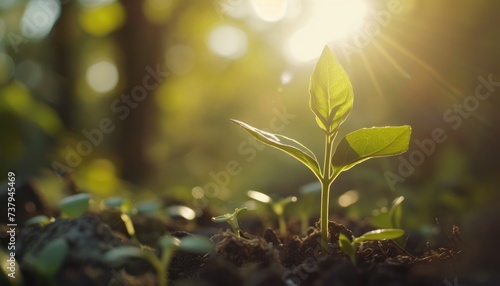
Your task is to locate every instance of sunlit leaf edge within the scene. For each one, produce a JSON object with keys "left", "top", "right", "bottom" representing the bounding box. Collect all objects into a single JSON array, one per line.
[
  {"left": 230, "top": 119, "right": 321, "bottom": 178},
  {"left": 332, "top": 125, "right": 412, "bottom": 176}
]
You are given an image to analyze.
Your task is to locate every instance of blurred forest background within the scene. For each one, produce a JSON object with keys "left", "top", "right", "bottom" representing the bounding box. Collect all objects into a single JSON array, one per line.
[{"left": 1, "top": 0, "right": 499, "bottom": 234}]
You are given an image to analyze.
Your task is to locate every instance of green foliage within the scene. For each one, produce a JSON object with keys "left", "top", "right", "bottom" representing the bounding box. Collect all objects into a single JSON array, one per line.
[
  {"left": 211, "top": 207, "right": 247, "bottom": 237},
  {"left": 247, "top": 190, "right": 297, "bottom": 236},
  {"left": 332, "top": 127, "right": 412, "bottom": 176},
  {"left": 24, "top": 237, "right": 69, "bottom": 285},
  {"left": 339, "top": 229, "right": 404, "bottom": 265},
  {"left": 371, "top": 196, "right": 405, "bottom": 229},
  {"left": 298, "top": 181, "right": 321, "bottom": 235},
  {"left": 24, "top": 215, "right": 51, "bottom": 226},
  {"left": 58, "top": 193, "right": 91, "bottom": 218},
  {"left": 309, "top": 47, "right": 353, "bottom": 135},
  {"left": 230, "top": 119, "right": 322, "bottom": 179},
  {"left": 231, "top": 46, "right": 411, "bottom": 254},
  {"left": 103, "top": 197, "right": 137, "bottom": 241},
  {"left": 105, "top": 235, "right": 213, "bottom": 286}
]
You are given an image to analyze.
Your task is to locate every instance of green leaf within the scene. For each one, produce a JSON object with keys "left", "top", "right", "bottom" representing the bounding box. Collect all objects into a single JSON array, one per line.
[
  {"left": 179, "top": 236, "right": 214, "bottom": 253},
  {"left": 309, "top": 46, "right": 353, "bottom": 134},
  {"left": 338, "top": 233, "right": 355, "bottom": 257},
  {"left": 355, "top": 229, "right": 404, "bottom": 243},
  {"left": 332, "top": 126, "right": 412, "bottom": 175},
  {"left": 211, "top": 207, "right": 247, "bottom": 223},
  {"left": 230, "top": 119, "right": 321, "bottom": 178},
  {"left": 59, "top": 193, "right": 91, "bottom": 218},
  {"left": 104, "top": 246, "right": 144, "bottom": 265},
  {"left": 159, "top": 236, "right": 181, "bottom": 249},
  {"left": 389, "top": 196, "right": 404, "bottom": 228},
  {"left": 24, "top": 215, "right": 51, "bottom": 226},
  {"left": 25, "top": 237, "right": 68, "bottom": 277},
  {"left": 104, "top": 197, "right": 124, "bottom": 208}
]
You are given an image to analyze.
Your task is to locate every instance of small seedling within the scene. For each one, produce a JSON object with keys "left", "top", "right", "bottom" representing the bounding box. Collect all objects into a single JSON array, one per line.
[
  {"left": 297, "top": 181, "right": 321, "bottom": 235},
  {"left": 371, "top": 196, "right": 405, "bottom": 229},
  {"left": 211, "top": 207, "right": 247, "bottom": 237},
  {"left": 105, "top": 235, "right": 213, "bottom": 286},
  {"left": 58, "top": 192, "right": 91, "bottom": 218},
  {"left": 231, "top": 46, "right": 411, "bottom": 254},
  {"left": 247, "top": 190, "right": 297, "bottom": 236},
  {"left": 103, "top": 197, "right": 138, "bottom": 241},
  {"left": 23, "top": 237, "right": 69, "bottom": 286},
  {"left": 339, "top": 229, "right": 404, "bottom": 265},
  {"left": 24, "top": 215, "right": 52, "bottom": 226}
]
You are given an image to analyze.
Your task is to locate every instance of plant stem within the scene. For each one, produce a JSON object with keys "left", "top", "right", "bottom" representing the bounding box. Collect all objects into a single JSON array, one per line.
[
  {"left": 320, "top": 134, "right": 335, "bottom": 255},
  {"left": 160, "top": 248, "right": 175, "bottom": 286},
  {"left": 278, "top": 214, "right": 286, "bottom": 236}
]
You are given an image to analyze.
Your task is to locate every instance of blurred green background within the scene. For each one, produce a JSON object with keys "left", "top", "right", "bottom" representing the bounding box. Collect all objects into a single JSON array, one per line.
[{"left": 1, "top": 0, "right": 499, "bottom": 233}]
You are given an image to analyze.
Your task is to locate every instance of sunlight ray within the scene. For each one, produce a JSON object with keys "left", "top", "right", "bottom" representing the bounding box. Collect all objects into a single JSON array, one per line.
[
  {"left": 379, "top": 34, "right": 465, "bottom": 98},
  {"left": 371, "top": 39, "right": 411, "bottom": 79},
  {"left": 359, "top": 52, "right": 385, "bottom": 101}
]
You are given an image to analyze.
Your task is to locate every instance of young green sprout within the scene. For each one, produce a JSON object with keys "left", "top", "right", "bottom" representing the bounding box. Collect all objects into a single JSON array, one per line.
[
  {"left": 298, "top": 182, "right": 321, "bottom": 235},
  {"left": 59, "top": 193, "right": 91, "bottom": 218},
  {"left": 24, "top": 215, "right": 52, "bottom": 226},
  {"left": 231, "top": 46, "right": 411, "bottom": 254},
  {"left": 103, "top": 197, "right": 138, "bottom": 242},
  {"left": 247, "top": 190, "right": 297, "bottom": 236},
  {"left": 339, "top": 229, "right": 404, "bottom": 265},
  {"left": 105, "top": 235, "right": 213, "bottom": 286},
  {"left": 23, "top": 237, "right": 69, "bottom": 286},
  {"left": 371, "top": 196, "right": 405, "bottom": 229},
  {"left": 211, "top": 207, "right": 247, "bottom": 237}
]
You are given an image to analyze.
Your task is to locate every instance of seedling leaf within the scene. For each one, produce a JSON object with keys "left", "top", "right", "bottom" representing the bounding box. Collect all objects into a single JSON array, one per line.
[
  {"left": 159, "top": 235, "right": 181, "bottom": 249},
  {"left": 59, "top": 193, "right": 90, "bottom": 218},
  {"left": 25, "top": 237, "right": 68, "bottom": 277},
  {"left": 24, "top": 215, "right": 51, "bottom": 226},
  {"left": 179, "top": 236, "right": 213, "bottom": 253},
  {"left": 103, "top": 197, "right": 124, "bottom": 208},
  {"left": 332, "top": 126, "right": 412, "bottom": 175},
  {"left": 390, "top": 196, "right": 404, "bottom": 228},
  {"left": 166, "top": 205, "right": 197, "bottom": 220},
  {"left": 355, "top": 229, "right": 404, "bottom": 243},
  {"left": 104, "top": 246, "right": 144, "bottom": 265},
  {"left": 309, "top": 46, "right": 353, "bottom": 134},
  {"left": 339, "top": 233, "right": 355, "bottom": 256},
  {"left": 230, "top": 119, "right": 321, "bottom": 178}
]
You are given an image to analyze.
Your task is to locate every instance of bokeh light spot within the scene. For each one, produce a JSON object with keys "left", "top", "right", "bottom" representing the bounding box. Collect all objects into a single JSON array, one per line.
[
  {"left": 165, "top": 45, "right": 195, "bottom": 75},
  {"left": 86, "top": 61, "right": 119, "bottom": 93},
  {"left": 280, "top": 71, "right": 293, "bottom": 85},
  {"left": 192, "top": 186, "right": 205, "bottom": 199},
  {"left": 207, "top": 25, "right": 248, "bottom": 59},
  {"left": 251, "top": 0, "right": 287, "bottom": 22},
  {"left": 21, "top": 0, "right": 61, "bottom": 39},
  {"left": 79, "top": 1, "right": 125, "bottom": 36},
  {"left": 338, "top": 190, "right": 359, "bottom": 207},
  {"left": 285, "top": 0, "right": 367, "bottom": 63},
  {"left": 143, "top": 0, "right": 174, "bottom": 24}
]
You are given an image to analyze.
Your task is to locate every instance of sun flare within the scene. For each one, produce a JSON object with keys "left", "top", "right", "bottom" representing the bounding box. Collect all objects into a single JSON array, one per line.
[{"left": 285, "top": 0, "right": 368, "bottom": 63}]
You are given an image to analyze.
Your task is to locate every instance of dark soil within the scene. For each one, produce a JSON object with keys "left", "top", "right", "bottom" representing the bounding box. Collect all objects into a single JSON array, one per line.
[{"left": 6, "top": 211, "right": 480, "bottom": 286}]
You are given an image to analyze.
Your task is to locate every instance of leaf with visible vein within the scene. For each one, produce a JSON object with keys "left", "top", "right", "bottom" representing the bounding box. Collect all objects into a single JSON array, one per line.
[{"left": 231, "top": 119, "right": 321, "bottom": 178}]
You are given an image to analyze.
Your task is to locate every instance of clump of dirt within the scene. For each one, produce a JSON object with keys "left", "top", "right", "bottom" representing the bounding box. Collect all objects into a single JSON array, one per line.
[
  {"left": 17, "top": 214, "right": 131, "bottom": 286},
  {"left": 212, "top": 230, "right": 280, "bottom": 268}
]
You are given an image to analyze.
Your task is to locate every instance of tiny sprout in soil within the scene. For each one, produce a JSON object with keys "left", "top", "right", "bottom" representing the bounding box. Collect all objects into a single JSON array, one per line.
[
  {"left": 247, "top": 190, "right": 297, "bottom": 236},
  {"left": 58, "top": 193, "right": 91, "bottom": 218},
  {"left": 104, "top": 197, "right": 138, "bottom": 241},
  {"left": 339, "top": 229, "right": 405, "bottom": 265},
  {"left": 231, "top": 46, "right": 412, "bottom": 254},
  {"left": 105, "top": 234, "right": 213, "bottom": 286},
  {"left": 211, "top": 207, "right": 247, "bottom": 237}
]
